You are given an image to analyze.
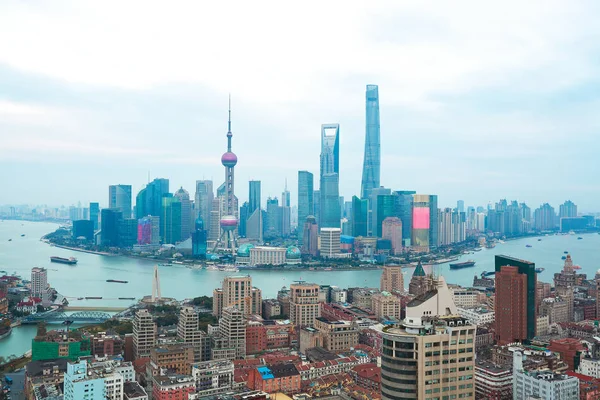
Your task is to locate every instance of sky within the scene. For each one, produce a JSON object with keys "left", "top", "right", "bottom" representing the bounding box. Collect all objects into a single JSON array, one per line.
[{"left": 1, "top": 1, "right": 599, "bottom": 212}]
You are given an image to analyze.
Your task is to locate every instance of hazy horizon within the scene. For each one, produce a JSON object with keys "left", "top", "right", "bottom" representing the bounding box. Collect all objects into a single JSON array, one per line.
[{"left": 2, "top": 1, "right": 599, "bottom": 211}]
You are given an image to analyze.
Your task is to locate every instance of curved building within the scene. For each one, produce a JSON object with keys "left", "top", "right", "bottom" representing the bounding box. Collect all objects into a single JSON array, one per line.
[{"left": 361, "top": 84, "right": 381, "bottom": 199}]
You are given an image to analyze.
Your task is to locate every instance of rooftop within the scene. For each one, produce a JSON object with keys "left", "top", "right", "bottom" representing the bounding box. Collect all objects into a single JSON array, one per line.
[{"left": 124, "top": 381, "right": 147, "bottom": 399}]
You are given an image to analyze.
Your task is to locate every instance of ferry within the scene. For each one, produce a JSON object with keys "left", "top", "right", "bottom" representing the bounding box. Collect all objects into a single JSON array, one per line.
[
  {"left": 449, "top": 260, "right": 476, "bottom": 270},
  {"left": 220, "top": 266, "right": 239, "bottom": 272},
  {"left": 50, "top": 256, "right": 78, "bottom": 265},
  {"left": 561, "top": 256, "right": 567, "bottom": 260},
  {"left": 525, "top": 244, "right": 532, "bottom": 248},
  {"left": 481, "top": 271, "right": 495, "bottom": 277},
  {"left": 577, "top": 237, "right": 583, "bottom": 240},
  {"left": 106, "top": 279, "right": 128, "bottom": 284}
]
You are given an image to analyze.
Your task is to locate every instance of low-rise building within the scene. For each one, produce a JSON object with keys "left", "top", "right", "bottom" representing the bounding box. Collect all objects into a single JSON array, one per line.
[
  {"left": 262, "top": 299, "right": 282, "bottom": 319},
  {"left": 191, "top": 360, "right": 237, "bottom": 397},
  {"left": 451, "top": 287, "right": 481, "bottom": 308},
  {"left": 458, "top": 306, "right": 495, "bottom": 325},
  {"left": 152, "top": 374, "right": 195, "bottom": 400},
  {"left": 313, "top": 317, "right": 359, "bottom": 352},
  {"left": 248, "top": 363, "right": 301, "bottom": 394},
  {"left": 16, "top": 296, "right": 42, "bottom": 314},
  {"left": 548, "top": 338, "right": 585, "bottom": 372},
  {"left": 474, "top": 362, "right": 512, "bottom": 399},
  {"left": 370, "top": 291, "right": 401, "bottom": 321},
  {"left": 149, "top": 344, "right": 194, "bottom": 377},
  {"left": 124, "top": 381, "right": 149, "bottom": 400},
  {"left": 513, "top": 351, "right": 580, "bottom": 400},
  {"left": 90, "top": 332, "right": 125, "bottom": 357},
  {"left": 578, "top": 358, "right": 600, "bottom": 378},
  {"left": 349, "top": 363, "right": 381, "bottom": 392}
]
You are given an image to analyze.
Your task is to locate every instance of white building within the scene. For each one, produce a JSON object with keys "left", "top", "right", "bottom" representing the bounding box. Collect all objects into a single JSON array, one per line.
[
  {"left": 578, "top": 358, "right": 600, "bottom": 378},
  {"left": 133, "top": 309, "right": 156, "bottom": 359},
  {"left": 320, "top": 228, "right": 341, "bottom": 258},
  {"left": 513, "top": 351, "right": 579, "bottom": 400},
  {"left": 31, "top": 267, "right": 51, "bottom": 303},
  {"left": 330, "top": 287, "right": 347, "bottom": 303},
  {"left": 250, "top": 246, "right": 287, "bottom": 266},
  {"left": 190, "top": 360, "right": 237, "bottom": 398},
  {"left": 458, "top": 307, "right": 495, "bottom": 325},
  {"left": 451, "top": 287, "right": 481, "bottom": 308}
]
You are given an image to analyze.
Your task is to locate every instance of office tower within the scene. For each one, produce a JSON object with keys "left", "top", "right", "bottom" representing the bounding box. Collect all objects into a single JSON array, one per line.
[
  {"left": 313, "top": 190, "right": 320, "bottom": 224},
  {"left": 289, "top": 282, "right": 320, "bottom": 327},
  {"left": 375, "top": 193, "right": 395, "bottom": 237},
  {"left": 265, "top": 197, "right": 282, "bottom": 237},
  {"left": 133, "top": 309, "right": 156, "bottom": 359},
  {"left": 135, "top": 188, "right": 146, "bottom": 219},
  {"left": 320, "top": 124, "right": 340, "bottom": 229},
  {"left": 89, "top": 202, "right": 100, "bottom": 230},
  {"left": 138, "top": 178, "right": 169, "bottom": 220},
  {"left": 394, "top": 190, "right": 416, "bottom": 246},
  {"left": 174, "top": 187, "right": 192, "bottom": 241},
  {"left": 161, "top": 196, "right": 181, "bottom": 245},
  {"left": 281, "top": 182, "right": 291, "bottom": 236},
  {"left": 248, "top": 180, "right": 261, "bottom": 214},
  {"left": 178, "top": 307, "right": 210, "bottom": 362},
  {"left": 245, "top": 207, "right": 263, "bottom": 241},
  {"left": 100, "top": 208, "right": 123, "bottom": 247},
  {"left": 31, "top": 267, "right": 48, "bottom": 299},
  {"left": 212, "top": 275, "right": 260, "bottom": 318},
  {"left": 302, "top": 216, "right": 319, "bottom": 256},
  {"left": 238, "top": 202, "right": 248, "bottom": 237},
  {"left": 382, "top": 217, "right": 403, "bottom": 255},
  {"left": 72, "top": 220, "right": 94, "bottom": 240},
  {"left": 218, "top": 307, "right": 246, "bottom": 360},
  {"left": 428, "top": 194, "right": 438, "bottom": 248},
  {"left": 380, "top": 265, "right": 404, "bottom": 293},
  {"left": 191, "top": 216, "right": 208, "bottom": 258},
  {"left": 361, "top": 84, "right": 381, "bottom": 200},
  {"left": 533, "top": 203, "right": 557, "bottom": 231},
  {"left": 495, "top": 255, "right": 537, "bottom": 345},
  {"left": 195, "top": 180, "right": 214, "bottom": 230},
  {"left": 559, "top": 200, "right": 578, "bottom": 219},
  {"left": 137, "top": 215, "right": 160, "bottom": 245},
  {"left": 411, "top": 194, "right": 431, "bottom": 252},
  {"left": 457, "top": 199, "right": 465, "bottom": 213},
  {"left": 320, "top": 227, "right": 341, "bottom": 258},
  {"left": 351, "top": 196, "right": 368, "bottom": 237},
  {"left": 118, "top": 218, "right": 137, "bottom": 248},
  {"left": 63, "top": 361, "right": 107, "bottom": 400},
  {"left": 215, "top": 100, "right": 239, "bottom": 251},
  {"left": 109, "top": 184, "right": 132, "bottom": 218},
  {"left": 379, "top": 277, "right": 475, "bottom": 400}
]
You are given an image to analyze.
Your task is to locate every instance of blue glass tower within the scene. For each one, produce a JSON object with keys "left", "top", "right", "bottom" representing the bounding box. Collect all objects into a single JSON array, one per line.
[
  {"left": 320, "top": 124, "right": 340, "bottom": 228},
  {"left": 361, "top": 85, "right": 380, "bottom": 199}
]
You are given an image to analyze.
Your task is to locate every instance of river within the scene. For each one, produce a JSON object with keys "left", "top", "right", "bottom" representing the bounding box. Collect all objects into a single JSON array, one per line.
[{"left": 1, "top": 219, "right": 598, "bottom": 357}]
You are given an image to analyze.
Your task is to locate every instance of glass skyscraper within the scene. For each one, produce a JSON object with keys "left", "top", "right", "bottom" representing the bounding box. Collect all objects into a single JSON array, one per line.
[
  {"left": 352, "top": 196, "right": 368, "bottom": 237},
  {"left": 297, "top": 171, "right": 314, "bottom": 241},
  {"left": 320, "top": 124, "right": 340, "bottom": 229},
  {"left": 376, "top": 194, "right": 396, "bottom": 238},
  {"left": 109, "top": 184, "right": 132, "bottom": 218},
  {"left": 361, "top": 84, "right": 381, "bottom": 200},
  {"left": 249, "top": 180, "right": 261, "bottom": 214},
  {"left": 394, "top": 190, "right": 416, "bottom": 245}
]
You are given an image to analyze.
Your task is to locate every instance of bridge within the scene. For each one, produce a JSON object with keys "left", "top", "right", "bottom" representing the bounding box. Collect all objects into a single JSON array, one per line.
[{"left": 21, "top": 310, "right": 113, "bottom": 325}]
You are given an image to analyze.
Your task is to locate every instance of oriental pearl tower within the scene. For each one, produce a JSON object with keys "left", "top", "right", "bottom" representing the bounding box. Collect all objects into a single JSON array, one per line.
[{"left": 215, "top": 97, "right": 239, "bottom": 253}]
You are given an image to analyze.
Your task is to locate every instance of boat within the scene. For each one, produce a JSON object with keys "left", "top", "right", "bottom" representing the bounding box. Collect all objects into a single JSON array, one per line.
[
  {"left": 158, "top": 263, "right": 173, "bottom": 267},
  {"left": 526, "top": 245, "right": 532, "bottom": 248},
  {"left": 577, "top": 237, "right": 583, "bottom": 240},
  {"left": 119, "top": 297, "right": 135, "bottom": 300},
  {"left": 449, "top": 260, "right": 476, "bottom": 269},
  {"left": 535, "top": 267, "right": 545, "bottom": 273},
  {"left": 473, "top": 248, "right": 482, "bottom": 252},
  {"left": 538, "top": 239, "right": 542, "bottom": 241},
  {"left": 85, "top": 296, "right": 102, "bottom": 299},
  {"left": 50, "top": 256, "right": 78, "bottom": 265},
  {"left": 7, "top": 239, "right": 11, "bottom": 241},
  {"left": 106, "top": 279, "right": 128, "bottom": 284},
  {"left": 221, "top": 266, "right": 239, "bottom": 272},
  {"left": 561, "top": 256, "right": 567, "bottom": 260},
  {"left": 481, "top": 271, "right": 495, "bottom": 277},
  {"left": 206, "top": 265, "right": 219, "bottom": 271},
  {"left": 324, "top": 267, "right": 333, "bottom": 271},
  {"left": 485, "top": 243, "right": 495, "bottom": 249},
  {"left": 77, "top": 297, "right": 83, "bottom": 300},
  {"left": 20, "top": 234, "right": 25, "bottom": 237},
  {"left": 564, "top": 251, "right": 569, "bottom": 254}
]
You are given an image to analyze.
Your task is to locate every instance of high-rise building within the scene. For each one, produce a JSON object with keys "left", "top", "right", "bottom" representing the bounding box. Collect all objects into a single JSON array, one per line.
[
  {"left": 136, "top": 178, "right": 169, "bottom": 220},
  {"left": 137, "top": 215, "right": 160, "bottom": 245},
  {"left": 457, "top": 200, "right": 465, "bottom": 213},
  {"left": 429, "top": 194, "right": 439, "bottom": 249},
  {"left": 378, "top": 277, "right": 475, "bottom": 400},
  {"left": 177, "top": 306, "right": 210, "bottom": 362},
  {"left": 289, "top": 282, "right": 320, "bottom": 327},
  {"left": 191, "top": 217, "right": 208, "bottom": 258},
  {"left": 380, "top": 265, "right": 404, "bottom": 293},
  {"left": 31, "top": 267, "right": 48, "bottom": 299},
  {"left": 351, "top": 196, "right": 369, "bottom": 237},
  {"left": 320, "top": 124, "right": 340, "bottom": 229},
  {"left": 100, "top": 208, "right": 123, "bottom": 247},
  {"left": 534, "top": 203, "right": 557, "bottom": 231},
  {"left": 393, "top": 190, "right": 416, "bottom": 246},
  {"left": 297, "top": 171, "right": 314, "bottom": 243},
  {"left": 118, "top": 218, "right": 137, "bottom": 248},
  {"left": 265, "top": 197, "right": 282, "bottom": 238},
  {"left": 72, "top": 220, "right": 94, "bottom": 241},
  {"left": 245, "top": 208, "right": 263, "bottom": 241},
  {"left": 218, "top": 307, "right": 246, "bottom": 360},
  {"left": 194, "top": 180, "right": 213, "bottom": 235},
  {"left": 375, "top": 193, "right": 395, "bottom": 238},
  {"left": 133, "top": 309, "right": 156, "bottom": 359},
  {"left": 212, "top": 275, "right": 261, "bottom": 318},
  {"left": 248, "top": 180, "right": 261, "bottom": 215},
  {"left": 301, "top": 216, "right": 318, "bottom": 257},
  {"left": 361, "top": 84, "right": 381, "bottom": 200},
  {"left": 372, "top": 291, "right": 401, "bottom": 320},
  {"left": 559, "top": 200, "right": 578, "bottom": 219},
  {"left": 109, "top": 184, "right": 132, "bottom": 218},
  {"left": 174, "top": 187, "right": 192, "bottom": 241},
  {"left": 368, "top": 187, "right": 391, "bottom": 237},
  {"left": 320, "top": 228, "right": 341, "bottom": 258},
  {"left": 411, "top": 194, "right": 431, "bottom": 252},
  {"left": 89, "top": 202, "right": 100, "bottom": 230},
  {"left": 382, "top": 217, "right": 402, "bottom": 255},
  {"left": 281, "top": 182, "right": 291, "bottom": 237},
  {"left": 494, "top": 255, "right": 537, "bottom": 345},
  {"left": 161, "top": 196, "right": 181, "bottom": 245}
]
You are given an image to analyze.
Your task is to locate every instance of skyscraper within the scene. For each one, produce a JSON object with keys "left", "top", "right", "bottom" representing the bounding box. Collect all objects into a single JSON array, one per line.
[
  {"left": 162, "top": 196, "right": 181, "bottom": 245},
  {"left": 100, "top": 208, "right": 123, "bottom": 247},
  {"left": 495, "top": 255, "right": 537, "bottom": 345},
  {"left": 361, "top": 84, "right": 381, "bottom": 200},
  {"left": 429, "top": 194, "right": 439, "bottom": 249},
  {"left": 136, "top": 178, "right": 169, "bottom": 221},
  {"left": 194, "top": 180, "right": 214, "bottom": 235},
  {"left": 301, "top": 216, "right": 318, "bottom": 256},
  {"left": 89, "top": 202, "right": 99, "bottom": 230},
  {"left": 281, "top": 182, "right": 291, "bottom": 236},
  {"left": 248, "top": 180, "right": 261, "bottom": 214},
  {"left": 297, "top": 171, "right": 314, "bottom": 243},
  {"left": 382, "top": 217, "right": 403, "bottom": 255},
  {"left": 174, "top": 187, "right": 192, "bottom": 241},
  {"left": 109, "top": 185, "right": 132, "bottom": 218},
  {"left": 393, "top": 190, "right": 416, "bottom": 246},
  {"left": 133, "top": 309, "right": 156, "bottom": 359},
  {"left": 191, "top": 216, "right": 207, "bottom": 258},
  {"left": 375, "top": 193, "right": 395, "bottom": 237},
  {"left": 320, "top": 124, "right": 340, "bottom": 229},
  {"left": 351, "top": 196, "right": 369, "bottom": 237},
  {"left": 559, "top": 200, "right": 578, "bottom": 219},
  {"left": 215, "top": 99, "right": 239, "bottom": 251},
  {"left": 411, "top": 194, "right": 431, "bottom": 252},
  {"left": 265, "top": 197, "right": 282, "bottom": 238}
]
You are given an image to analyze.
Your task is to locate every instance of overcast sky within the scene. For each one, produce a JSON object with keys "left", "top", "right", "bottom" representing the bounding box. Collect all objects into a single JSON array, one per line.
[{"left": 1, "top": 1, "right": 599, "bottom": 212}]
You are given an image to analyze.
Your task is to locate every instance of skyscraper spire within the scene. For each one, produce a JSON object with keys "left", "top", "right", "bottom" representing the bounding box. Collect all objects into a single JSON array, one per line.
[{"left": 227, "top": 94, "right": 232, "bottom": 151}]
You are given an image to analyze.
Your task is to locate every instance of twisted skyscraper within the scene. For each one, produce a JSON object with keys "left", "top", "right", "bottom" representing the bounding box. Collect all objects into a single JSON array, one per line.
[{"left": 361, "top": 84, "right": 381, "bottom": 199}]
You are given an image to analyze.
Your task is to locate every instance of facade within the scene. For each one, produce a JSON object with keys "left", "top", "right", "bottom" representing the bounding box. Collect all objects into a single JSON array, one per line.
[
  {"left": 380, "top": 265, "right": 404, "bottom": 293},
  {"left": 378, "top": 277, "right": 475, "bottom": 400},
  {"left": 313, "top": 317, "right": 359, "bottom": 351},
  {"left": 137, "top": 178, "right": 169, "bottom": 219},
  {"left": 248, "top": 364, "right": 301, "bottom": 394},
  {"left": 290, "top": 282, "right": 320, "bottom": 327},
  {"left": 297, "top": 171, "right": 314, "bottom": 243},
  {"left": 457, "top": 307, "right": 495, "bottom": 325},
  {"left": 320, "top": 227, "right": 341, "bottom": 258},
  {"left": 371, "top": 292, "right": 401, "bottom": 321},
  {"left": 218, "top": 306, "right": 247, "bottom": 360},
  {"left": 494, "top": 255, "right": 537, "bottom": 344},
  {"left": 513, "top": 351, "right": 579, "bottom": 400},
  {"left": 152, "top": 375, "right": 195, "bottom": 400},
  {"left": 137, "top": 216, "right": 160, "bottom": 245},
  {"left": 451, "top": 288, "right": 481, "bottom": 308},
  {"left": 194, "top": 180, "right": 214, "bottom": 237},
  {"left": 212, "top": 275, "right": 261, "bottom": 318},
  {"left": 101, "top": 208, "right": 123, "bottom": 247},
  {"left": 73, "top": 219, "right": 94, "bottom": 240},
  {"left": 361, "top": 84, "right": 381, "bottom": 200},
  {"left": 109, "top": 184, "right": 132, "bottom": 218},
  {"left": 177, "top": 306, "right": 210, "bottom": 362},
  {"left": 375, "top": 194, "right": 396, "bottom": 238},
  {"left": 89, "top": 202, "right": 100, "bottom": 230},
  {"left": 150, "top": 344, "right": 194, "bottom": 375},
  {"left": 191, "top": 360, "right": 235, "bottom": 397},
  {"left": 64, "top": 361, "right": 106, "bottom": 400},
  {"left": 174, "top": 187, "right": 192, "bottom": 241},
  {"left": 133, "top": 309, "right": 156, "bottom": 359},
  {"left": 191, "top": 217, "right": 208, "bottom": 258},
  {"left": 249, "top": 246, "right": 287, "bottom": 266},
  {"left": 301, "top": 216, "right": 318, "bottom": 256},
  {"left": 161, "top": 196, "right": 182, "bottom": 244},
  {"left": 394, "top": 191, "right": 416, "bottom": 246},
  {"left": 578, "top": 358, "right": 600, "bottom": 378},
  {"left": 559, "top": 200, "right": 578, "bottom": 219},
  {"left": 320, "top": 123, "right": 340, "bottom": 229},
  {"left": 352, "top": 196, "right": 369, "bottom": 237},
  {"left": 382, "top": 217, "right": 403, "bottom": 255},
  {"left": 474, "top": 362, "right": 512, "bottom": 400},
  {"left": 411, "top": 194, "right": 431, "bottom": 252}
]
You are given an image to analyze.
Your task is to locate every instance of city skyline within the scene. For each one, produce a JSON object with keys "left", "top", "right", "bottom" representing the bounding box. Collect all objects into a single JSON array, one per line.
[{"left": 1, "top": 2, "right": 600, "bottom": 211}]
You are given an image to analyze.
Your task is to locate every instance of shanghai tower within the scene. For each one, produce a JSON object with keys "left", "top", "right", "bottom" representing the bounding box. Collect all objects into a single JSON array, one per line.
[{"left": 361, "top": 84, "right": 381, "bottom": 199}]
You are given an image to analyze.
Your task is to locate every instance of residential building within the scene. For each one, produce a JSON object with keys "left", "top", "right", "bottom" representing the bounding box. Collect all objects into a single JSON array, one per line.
[
  {"left": 513, "top": 351, "right": 579, "bottom": 400},
  {"left": 248, "top": 364, "right": 301, "bottom": 394},
  {"left": 578, "top": 358, "right": 600, "bottom": 378},
  {"left": 177, "top": 307, "right": 210, "bottom": 362},
  {"left": 371, "top": 292, "right": 401, "bottom": 321},
  {"left": 313, "top": 317, "right": 359, "bottom": 351},
  {"left": 124, "top": 381, "right": 149, "bottom": 400},
  {"left": 474, "top": 362, "right": 512, "bottom": 400},
  {"left": 289, "top": 282, "right": 320, "bottom": 327},
  {"left": 458, "top": 307, "right": 495, "bottom": 325},
  {"left": 30, "top": 267, "right": 49, "bottom": 301},
  {"left": 133, "top": 309, "right": 156, "bottom": 359},
  {"left": 380, "top": 265, "right": 404, "bottom": 293},
  {"left": 213, "top": 275, "right": 261, "bottom": 318},
  {"left": 191, "top": 360, "right": 235, "bottom": 397},
  {"left": 451, "top": 287, "right": 481, "bottom": 308},
  {"left": 152, "top": 374, "right": 195, "bottom": 400},
  {"left": 217, "top": 306, "right": 246, "bottom": 360},
  {"left": 150, "top": 344, "right": 194, "bottom": 375},
  {"left": 90, "top": 332, "right": 125, "bottom": 357}
]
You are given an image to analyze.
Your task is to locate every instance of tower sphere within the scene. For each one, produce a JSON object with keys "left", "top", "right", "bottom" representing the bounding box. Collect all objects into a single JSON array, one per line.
[
  {"left": 220, "top": 215, "right": 238, "bottom": 231},
  {"left": 221, "top": 151, "right": 238, "bottom": 167}
]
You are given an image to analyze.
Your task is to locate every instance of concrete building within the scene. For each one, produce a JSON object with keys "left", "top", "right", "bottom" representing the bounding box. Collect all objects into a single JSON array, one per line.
[
  {"left": 149, "top": 343, "right": 194, "bottom": 377},
  {"left": 381, "top": 217, "right": 402, "bottom": 255},
  {"left": 474, "top": 362, "right": 512, "bottom": 400},
  {"left": 63, "top": 361, "right": 107, "bottom": 400},
  {"left": 191, "top": 360, "right": 235, "bottom": 397},
  {"left": 540, "top": 297, "right": 569, "bottom": 324},
  {"left": 458, "top": 307, "right": 495, "bottom": 325},
  {"left": 248, "top": 364, "right": 301, "bottom": 394},
  {"left": 218, "top": 306, "right": 246, "bottom": 360},
  {"left": 133, "top": 309, "right": 156, "bottom": 359},
  {"left": 313, "top": 317, "right": 359, "bottom": 351},
  {"left": 177, "top": 307, "right": 210, "bottom": 362},
  {"left": 380, "top": 265, "right": 404, "bottom": 293},
  {"left": 152, "top": 374, "right": 195, "bottom": 400},
  {"left": 213, "top": 275, "right": 262, "bottom": 318},
  {"left": 289, "top": 282, "right": 320, "bottom": 327},
  {"left": 31, "top": 267, "right": 50, "bottom": 303},
  {"left": 408, "top": 261, "right": 434, "bottom": 297},
  {"left": 578, "top": 358, "right": 600, "bottom": 379},
  {"left": 249, "top": 246, "right": 287, "bottom": 266},
  {"left": 378, "top": 277, "right": 476, "bottom": 400},
  {"left": 371, "top": 291, "right": 401, "bottom": 321},
  {"left": 320, "top": 227, "right": 341, "bottom": 258},
  {"left": 124, "top": 381, "right": 149, "bottom": 400},
  {"left": 451, "top": 287, "right": 482, "bottom": 308},
  {"left": 513, "top": 351, "right": 579, "bottom": 400}
]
